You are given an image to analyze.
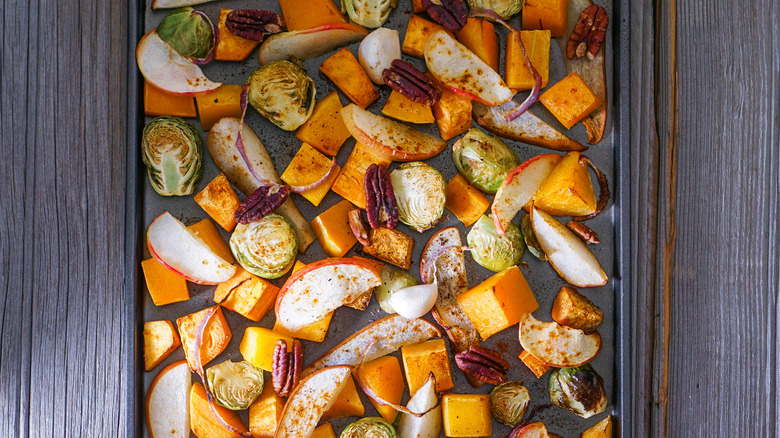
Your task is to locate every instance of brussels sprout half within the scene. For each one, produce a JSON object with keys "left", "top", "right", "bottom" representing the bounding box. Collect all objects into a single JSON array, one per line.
[
  {"left": 452, "top": 128, "right": 521, "bottom": 194},
  {"left": 466, "top": 0, "right": 524, "bottom": 20},
  {"left": 206, "top": 360, "right": 264, "bottom": 410},
  {"left": 230, "top": 214, "right": 298, "bottom": 279},
  {"left": 548, "top": 364, "right": 608, "bottom": 419},
  {"left": 141, "top": 115, "right": 203, "bottom": 196},
  {"left": 247, "top": 60, "right": 316, "bottom": 131},
  {"left": 467, "top": 215, "right": 525, "bottom": 272},
  {"left": 156, "top": 7, "right": 216, "bottom": 62},
  {"left": 340, "top": 417, "right": 399, "bottom": 438},
  {"left": 390, "top": 162, "right": 447, "bottom": 232},
  {"left": 342, "top": 0, "right": 398, "bottom": 28}
]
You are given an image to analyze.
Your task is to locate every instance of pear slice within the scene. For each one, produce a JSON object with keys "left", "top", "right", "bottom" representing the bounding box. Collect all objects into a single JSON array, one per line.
[{"left": 519, "top": 314, "right": 601, "bottom": 368}]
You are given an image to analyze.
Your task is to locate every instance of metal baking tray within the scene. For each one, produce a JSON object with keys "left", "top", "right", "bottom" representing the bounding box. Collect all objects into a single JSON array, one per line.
[{"left": 126, "top": 0, "right": 633, "bottom": 436}]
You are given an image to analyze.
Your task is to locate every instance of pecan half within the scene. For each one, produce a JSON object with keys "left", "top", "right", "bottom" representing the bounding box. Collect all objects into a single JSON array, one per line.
[
  {"left": 566, "top": 5, "right": 609, "bottom": 60},
  {"left": 226, "top": 10, "right": 285, "bottom": 41},
  {"left": 364, "top": 164, "right": 399, "bottom": 230},
  {"left": 348, "top": 209, "right": 371, "bottom": 246},
  {"left": 566, "top": 221, "right": 600, "bottom": 244},
  {"left": 382, "top": 60, "right": 441, "bottom": 105},
  {"left": 234, "top": 184, "right": 290, "bottom": 224},
  {"left": 422, "top": 0, "right": 468, "bottom": 32},
  {"left": 272, "top": 339, "right": 302, "bottom": 397},
  {"left": 455, "top": 345, "right": 509, "bottom": 385}
]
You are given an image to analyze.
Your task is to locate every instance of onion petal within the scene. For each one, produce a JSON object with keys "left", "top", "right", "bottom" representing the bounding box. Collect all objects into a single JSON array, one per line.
[
  {"left": 191, "top": 10, "right": 218, "bottom": 65},
  {"left": 572, "top": 155, "right": 610, "bottom": 221},
  {"left": 288, "top": 159, "right": 338, "bottom": 194}
]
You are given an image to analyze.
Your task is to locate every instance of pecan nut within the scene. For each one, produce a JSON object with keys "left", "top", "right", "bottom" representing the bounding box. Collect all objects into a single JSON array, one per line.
[
  {"left": 348, "top": 209, "right": 371, "bottom": 246},
  {"left": 382, "top": 60, "right": 441, "bottom": 105},
  {"left": 234, "top": 184, "right": 290, "bottom": 224},
  {"left": 422, "top": 0, "right": 468, "bottom": 32},
  {"left": 226, "top": 10, "right": 285, "bottom": 41},
  {"left": 272, "top": 339, "right": 302, "bottom": 397},
  {"left": 364, "top": 164, "right": 399, "bottom": 230},
  {"left": 566, "top": 5, "right": 609, "bottom": 60},
  {"left": 455, "top": 345, "right": 509, "bottom": 385},
  {"left": 566, "top": 221, "right": 600, "bottom": 244}
]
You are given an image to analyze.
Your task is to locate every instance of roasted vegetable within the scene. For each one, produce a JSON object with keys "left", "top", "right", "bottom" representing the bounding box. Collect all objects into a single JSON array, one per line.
[
  {"left": 247, "top": 60, "right": 316, "bottom": 131},
  {"left": 467, "top": 215, "right": 525, "bottom": 272},
  {"left": 230, "top": 214, "right": 297, "bottom": 279},
  {"left": 207, "top": 360, "right": 264, "bottom": 410},
  {"left": 376, "top": 265, "right": 418, "bottom": 314},
  {"left": 548, "top": 364, "right": 608, "bottom": 419},
  {"left": 489, "top": 381, "right": 530, "bottom": 426},
  {"left": 156, "top": 7, "right": 216, "bottom": 63},
  {"left": 452, "top": 129, "right": 520, "bottom": 194},
  {"left": 467, "top": 0, "right": 524, "bottom": 20},
  {"left": 340, "top": 417, "right": 399, "bottom": 438},
  {"left": 390, "top": 162, "right": 447, "bottom": 232},
  {"left": 342, "top": 0, "right": 398, "bottom": 28},
  {"left": 141, "top": 116, "right": 203, "bottom": 196}
]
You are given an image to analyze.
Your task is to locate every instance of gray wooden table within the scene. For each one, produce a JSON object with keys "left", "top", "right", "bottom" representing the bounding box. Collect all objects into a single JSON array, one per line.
[{"left": 0, "top": 0, "right": 778, "bottom": 436}]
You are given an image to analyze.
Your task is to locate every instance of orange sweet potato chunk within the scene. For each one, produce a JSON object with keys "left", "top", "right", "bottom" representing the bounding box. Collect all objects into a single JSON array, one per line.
[
  {"left": 319, "top": 48, "right": 379, "bottom": 108},
  {"left": 331, "top": 142, "right": 392, "bottom": 209},
  {"left": 176, "top": 306, "right": 232, "bottom": 371},
  {"left": 455, "top": 18, "right": 499, "bottom": 72},
  {"left": 215, "top": 9, "right": 260, "bottom": 61},
  {"left": 142, "top": 257, "right": 190, "bottom": 306},
  {"left": 144, "top": 81, "right": 197, "bottom": 118},
  {"left": 296, "top": 92, "right": 352, "bottom": 156},
  {"left": 194, "top": 173, "right": 241, "bottom": 232},
  {"left": 214, "top": 266, "right": 279, "bottom": 322},
  {"left": 187, "top": 218, "right": 234, "bottom": 264},
  {"left": 445, "top": 173, "right": 490, "bottom": 227},
  {"left": 195, "top": 84, "right": 243, "bottom": 131},
  {"left": 279, "top": 0, "right": 347, "bottom": 31},
  {"left": 190, "top": 382, "right": 249, "bottom": 438},
  {"left": 381, "top": 90, "right": 435, "bottom": 124}
]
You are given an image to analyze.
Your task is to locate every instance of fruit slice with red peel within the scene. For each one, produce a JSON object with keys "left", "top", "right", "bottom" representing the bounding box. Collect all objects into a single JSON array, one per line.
[
  {"left": 492, "top": 154, "right": 561, "bottom": 234},
  {"left": 275, "top": 257, "right": 381, "bottom": 332},
  {"left": 258, "top": 23, "right": 369, "bottom": 65},
  {"left": 519, "top": 313, "right": 601, "bottom": 368},
  {"left": 274, "top": 366, "right": 353, "bottom": 438},
  {"left": 424, "top": 29, "right": 514, "bottom": 106},
  {"left": 530, "top": 206, "right": 608, "bottom": 287},
  {"left": 147, "top": 212, "right": 236, "bottom": 284},
  {"left": 341, "top": 104, "right": 447, "bottom": 161},
  {"left": 136, "top": 30, "right": 221, "bottom": 96},
  {"left": 146, "top": 360, "right": 191, "bottom": 438},
  {"left": 510, "top": 421, "right": 550, "bottom": 438},
  {"left": 302, "top": 314, "right": 441, "bottom": 377}
]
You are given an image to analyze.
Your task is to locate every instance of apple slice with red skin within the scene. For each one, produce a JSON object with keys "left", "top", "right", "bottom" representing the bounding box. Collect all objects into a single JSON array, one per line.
[
  {"left": 275, "top": 257, "right": 381, "bottom": 333},
  {"left": 492, "top": 154, "right": 562, "bottom": 234},
  {"left": 258, "top": 23, "right": 369, "bottom": 65},
  {"left": 136, "top": 30, "right": 221, "bottom": 95},
  {"left": 146, "top": 360, "right": 190, "bottom": 438},
  {"left": 519, "top": 313, "right": 601, "bottom": 368},
  {"left": 147, "top": 212, "right": 236, "bottom": 285},
  {"left": 341, "top": 104, "right": 447, "bottom": 161}
]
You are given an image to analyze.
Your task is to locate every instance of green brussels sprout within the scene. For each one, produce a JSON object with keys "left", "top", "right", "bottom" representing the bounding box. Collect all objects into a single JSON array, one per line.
[
  {"left": 340, "top": 417, "right": 399, "bottom": 438},
  {"left": 342, "top": 0, "right": 398, "bottom": 28},
  {"left": 490, "top": 381, "right": 531, "bottom": 426},
  {"left": 391, "top": 162, "right": 447, "bottom": 232},
  {"left": 466, "top": 0, "right": 524, "bottom": 20},
  {"left": 141, "top": 115, "right": 203, "bottom": 196},
  {"left": 230, "top": 214, "right": 297, "bottom": 279},
  {"left": 375, "top": 265, "right": 419, "bottom": 314},
  {"left": 467, "top": 215, "right": 525, "bottom": 272},
  {"left": 548, "top": 364, "right": 608, "bottom": 419},
  {"left": 452, "top": 128, "right": 521, "bottom": 194},
  {"left": 247, "top": 60, "right": 316, "bottom": 131},
  {"left": 521, "top": 214, "right": 546, "bottom": 261},
  {"left": 157, "top": 7, "right": 215, "bottom": 61},
  {"left": 206, "top": 360, "right": 264, "bottom": 410}
]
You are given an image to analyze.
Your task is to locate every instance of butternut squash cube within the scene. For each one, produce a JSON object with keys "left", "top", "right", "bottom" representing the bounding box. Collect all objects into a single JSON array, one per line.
[
  {"left": 143, "top": 320, "right": 181, "bottom": 371},
  {"left": 248, "top": 380, "right": 285, "bottom": 438},
  {"left": 311, "top": 200, "right": 358, "bottom": 257},
  {"left": 441, "top": 394, "right": 492, "bottom": 437},
  {"left": 177, "top": 306, "right": 232, "bottom": 372},
  {"left": 281, "top": 143, "right": 340, "bottom": 207},
  {"left": 142, "top": 257, "right": 189, "bottom": 306},
  {"left": 401, "top": 338, "right": 454, "bottom": 394},
  {"left": 144, "top": 81, "right": 197, "bottom": 118},
  {"left": 188, "top": 218, "right": 234, "bottom": 264},
  {"left": 533, "top": 151, "right": 597, "bottom": 216},
  {"left": 310, "top": 423, "right": 337, "bottom": 438},
  {"left": 403, "top": 15, "right": 454, "bottom": 59},
  {"left": 296, "top": 92, "right": 351, "bottom": 157},
  {"left": 381, "top": 90, "right": 435, "bottom": 124},
  {"left": 331, "top": 143, "right": 392, "bottom": 209},
  {"left": 194, "top": 173, "right": 241, "bottom": 232},
  {"left": 239, "top": 327, "right": 293, "bottom": 372},
  {"left": 506, "top": 30, "right": 551, "bottom": 91},
  {"left": 539, "top": 72, "right": 601, "bottom": 129},
  {"left": 457, "top": 265, "right": 539, "bottom": 340},
  {"left": 213, "top": 266, "right": 279, "bottom": 322},
  {"left": 279, "top": 0, "right": 347, "bottom": 31},
  {"left": 427, "top": 73, "right": 472, "bottom": 141},
  {"left": 319, "top": 48, "right": 379, "bottom": 108},
  {"left": 190, "top": 382, "right": 249, "bottom": 438},
  {"left": 215, "top": 9, "right": 260, "bottom": 61},
  {"left": 582, "top": 415, "right": 614, "bottom": 438},
  {"left": 322, "top": 375, "right": 365, "bottom": 420},
  {"left": 273, "top": 311, "right": 333, "bottom": 343},
  {"left": 445, "top": 173, "right": 490, "bottom": 227},
  {"left": 455, "top": 18, "right": 499, "bottom": 72},
  {"left": 518, "top": 350, "right": 551, "bottom": 378},
  {"left": 522, "top": 0, "right": 570, "bottom": 37},
  {"left": 363, "top": 227, "right": 415, "bottom": 270},
  {"left": 355, "top": 356, "right": 405, "bottom": 423},
  {"left": 195, "top": 84, "right": 244, "bottom": 131}
]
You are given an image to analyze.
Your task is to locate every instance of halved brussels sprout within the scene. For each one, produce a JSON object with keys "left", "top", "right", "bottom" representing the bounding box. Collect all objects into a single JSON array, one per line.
[
  {"left": 157, "top": 7, "right": 215, "bottom": 61},
  {"left": 247, "top": 60, "right": 316, "bottom": 131},
  {"left": 521, "top": 214, "right": 546, "bottom": 261},
  {"left": 467, "top": 215, "right": 525, "bottom": 272},
  {"left": 452, "top": 128, "right": 521, "bottom": 194},
  {"left": 342, "top": 0, "right": 398, "bottom": 28},
  {"left": 206, "top": 360, "right": 264, "bottom": 410},
  {"left": 141, "top": 115, "right": 203, "bottom": 196},
  {"left": 466, "top": 0, "right": 524, "bottom": 20},
  {"left": 490, "top": 381, "right": 530, "bottom": 426},
  {"left": 230, "top": 214, "right": 297, "bottom": 279},
  {"left": 376, "top": 265, "right": 419, "bottom": 314},
  {"left": 340, "top": 417, "right": 399, "bottom": 438},
  {"left": 548, "top": 364, "right": 608, "bottom": 419},
  {"left": 390, "top": 162, "right": 447, "bottom": 232}
]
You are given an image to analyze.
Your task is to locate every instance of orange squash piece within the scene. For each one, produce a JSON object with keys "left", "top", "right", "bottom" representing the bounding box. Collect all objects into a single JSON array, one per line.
[
  {"left": 331, "top": 142, "right": 393, "bottom": 209},
  {"left": 445, "top": 173, "right": 490, "bottom": 227},
  {"left": 310, "top": 423, "right": 338, "bottom": 438},
  {"left": 144, "top": 81, "right": 197, "bottom": 118},
  {"left": 363, "top": 227, "right": 415, "bottom": 270},
  {"left": 455, "top": 18, "right": 499, "bottom": 72},
  {"left": 176, "top": 306, "right": 232, "bottom": 371},
  {"left": 215, "top": 9, "right": 260, "bottom": 61},
  {"left": 187, "top": 218, "right": 234, "bottom": 264},
  {"left": 321, "top": 376, "right": 365, "bottom": 420},
  {"left": 403, "top": 15, "right": 454, "bottom": 59},
  {"left": 195, "top": 84, "right": 243, "bottom": 131},
  {"left": 381, "top": 90, "right": 435, "bottom": 124},
  {"left": 319, "top": 48, "right": 379, "bottom": 108},
  {"left": 295, "top": 92, "right": 352, "bottom": 157},
  {"left": 142, "top": 257, "right": 190, "bottom": 306},
  {"left": 248, "top": 380, "right": 285, "bottom": 438},
  {"left": 355, "top": 356, "right": 405, "bottom": 423},
  {"left": 190, "top": 382, "right": 249, "bottom": 438},
  {"left": 143, "top": 320, "right": 181, "bottom": 371},
  {"left": 401, "top": 338, "right": 454, "bottom": 394},
  {"left": 506, "top": 30, "right": 551, "bottom": 91},
  {"left": 518, "top": 350, "right": 552, "bottom": 378},
  {"left": 279, "top": 0, "right": 347, "bottom": 31},
  {"left": 427, "top": 73, "right": 472, "bottom": 141},
  {"left": 194, "top": 173, "right": 241, "bottom": 232},
  {"left": 239, "top": 327, "right": 293, "bottom": 372},
  {"left": 522, "top": 0, "right": 570, "bottom": 37},
  {"left": 311, "top": 200, "right": 358, "bottom": 257},
  {"left": 539, "top": 72, "right": 601, "bottom": 129},
  {"left": 213, "top": 266, "right": 279, "bottom": 322},
  {"left": 281, "top": 143, "right": 340, "bottom": 207}
]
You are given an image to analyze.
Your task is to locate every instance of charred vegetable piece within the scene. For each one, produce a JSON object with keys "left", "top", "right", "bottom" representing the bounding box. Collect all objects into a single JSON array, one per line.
[
  {"left": 467, "top": 215, "right": 525, "bottom": 272},
  {"left": 391, "top": 162, "right": 447, "bottom": 232},
  {"left": 230, "top": 214, "right": 297, "bottom": 279},
  {"left": 207, "top": 360, "right": 264, "bottom": 410},
  {"left": 246, "top": 59, "right": 316, "bottom": 130},
  {"left": 156, "top": 7, "right": 216, "bottom": 63},
  {"left": 466, "top": 0, "right": 523, "bottom": 20},
  {"left": 141, "top": 116, "right": 203, "bottom": 196},
  {"left": 452, "top": 129, "right": 520, "bottom": 194},
  {"left": 342, "top": 0, "right": 398, "bottom": 28},
  {"left": 548, "top": 364, "right": 607, "bottom": 418},
  {"left": 340, "top": 417, "right": 399, "bottom": 438}
]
